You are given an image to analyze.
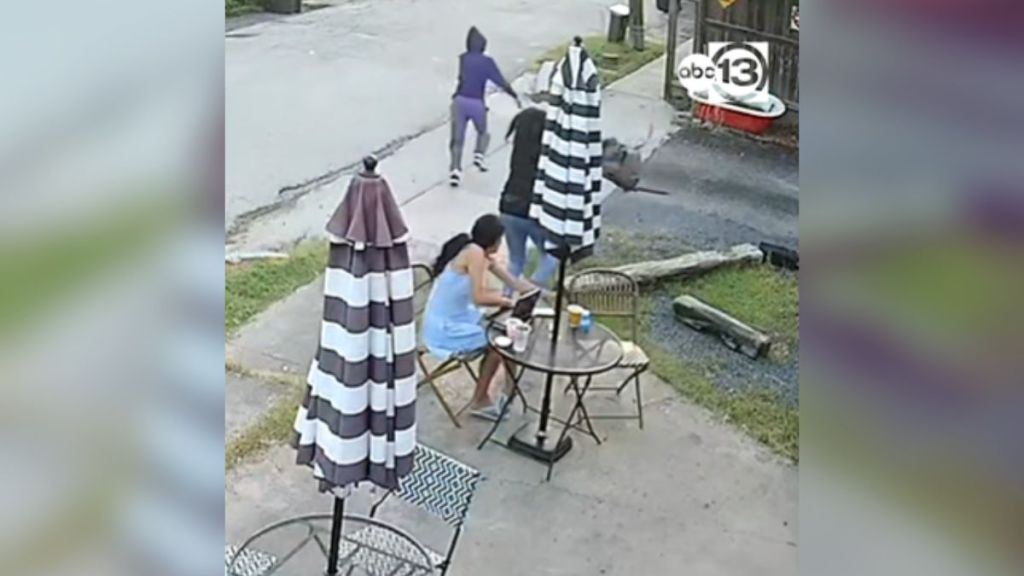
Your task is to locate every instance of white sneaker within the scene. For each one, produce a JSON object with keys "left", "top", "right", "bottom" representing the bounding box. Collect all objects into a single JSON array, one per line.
[
  {"left": 473, "top": 153, "right": 488, "bottom": 172},
  {"left": 449, "top": 169, "right": 461, "bottom": 187}
]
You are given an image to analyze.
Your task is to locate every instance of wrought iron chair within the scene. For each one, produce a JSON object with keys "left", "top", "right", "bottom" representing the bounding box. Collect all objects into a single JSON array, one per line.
[
  {"left": 566, "top": 268, "right": 650, "bottom": 429},
  {"left": 345, "top": 444, "right": 484, "bottom": 576},
  {"left": 224, "top": 545, "right": 275, "bottom": 576},
  {"left": 412, "top": 263, "right": 480, "bottom": 428}
]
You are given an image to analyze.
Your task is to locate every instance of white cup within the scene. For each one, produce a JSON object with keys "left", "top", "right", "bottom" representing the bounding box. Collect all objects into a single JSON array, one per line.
[
  {"left": 505, "top": 317, "right": 522, "bottom": 338},
  {"left": 512, "top": 323, "right": 532, "bottom": 353}
]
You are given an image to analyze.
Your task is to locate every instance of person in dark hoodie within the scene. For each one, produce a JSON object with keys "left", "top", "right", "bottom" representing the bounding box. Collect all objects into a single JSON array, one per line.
[
  {"left": 498, "top": 106, "right": 558, "bottom": 289},
  {"left": 449, "top": 26, "right": 519, "bottom": 187}
]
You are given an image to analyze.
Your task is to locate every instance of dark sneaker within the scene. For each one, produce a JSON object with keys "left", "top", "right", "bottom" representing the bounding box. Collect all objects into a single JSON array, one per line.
[
  {"left": 473, "top": 153, "right": 488, "bottom": 172},
  {"left": 449, "top": 169, "right": 461, "bottom": 187}
]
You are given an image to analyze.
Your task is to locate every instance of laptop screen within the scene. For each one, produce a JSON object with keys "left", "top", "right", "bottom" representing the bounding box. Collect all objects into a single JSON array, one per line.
[{"left": 511, "top": 289, "right": 542, "bottom": 321}]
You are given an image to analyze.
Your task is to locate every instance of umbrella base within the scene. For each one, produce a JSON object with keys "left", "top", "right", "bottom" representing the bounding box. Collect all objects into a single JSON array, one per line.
[{"left": 507, "top": 421, "right": 574, "bottom": 463}]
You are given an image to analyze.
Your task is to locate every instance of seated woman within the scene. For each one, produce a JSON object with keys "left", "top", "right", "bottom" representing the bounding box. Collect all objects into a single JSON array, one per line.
[{"left": 422, "top": 214, "right": 541, "bottom": 421}]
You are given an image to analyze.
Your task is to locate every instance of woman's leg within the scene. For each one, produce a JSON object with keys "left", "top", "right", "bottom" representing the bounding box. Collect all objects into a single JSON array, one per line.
[
  {"left": 500, "top": 214, "right": 530, "bottom": 281},
  {"left": 472, "top": 349, "right": 503, "bottom": 407},
  {"left": 525, "top": 218, "right": 560, "bottom": 287}
]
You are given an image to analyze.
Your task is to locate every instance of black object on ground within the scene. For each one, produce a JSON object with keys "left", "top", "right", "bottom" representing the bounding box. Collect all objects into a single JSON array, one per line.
[
  {"left": 759, "top": 242, "right": 799, "bottom": 270},
  {"left": 266, "top": 0, "right": 301, "bottom": 14}
]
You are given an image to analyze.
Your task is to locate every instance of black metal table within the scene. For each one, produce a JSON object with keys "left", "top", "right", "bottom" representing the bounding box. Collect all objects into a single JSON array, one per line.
[
  {"left": 479, "top": 312, "right": 623, "bottom": 479},
  {"left": 226, "top": 514, "right": 436, "bottom": 576}
]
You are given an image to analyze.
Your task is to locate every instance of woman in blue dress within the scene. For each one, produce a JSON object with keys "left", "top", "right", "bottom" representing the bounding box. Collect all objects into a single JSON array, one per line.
[{"left": 422, "top": 214, "right": 541, "bottom": 420}]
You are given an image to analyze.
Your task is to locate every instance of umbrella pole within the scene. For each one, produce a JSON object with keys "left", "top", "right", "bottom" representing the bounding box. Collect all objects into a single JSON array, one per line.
[
  {"left": 536, "top": 251, "right": 568, "bottom": 439},
  {"left": 507, "top": 249, "right": 573, "bottom": 470},
  {"left": 326, "top": 496, "right": 345, "bottom": 575}
]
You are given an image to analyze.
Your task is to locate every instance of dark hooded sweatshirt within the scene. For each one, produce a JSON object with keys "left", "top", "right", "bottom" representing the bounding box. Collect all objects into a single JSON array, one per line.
[
  {"left": 499, "top": 107, "right": 546, "bottom": 217},
  {"left": 454, "top": 27, "right": 516, "bottom": 100}
]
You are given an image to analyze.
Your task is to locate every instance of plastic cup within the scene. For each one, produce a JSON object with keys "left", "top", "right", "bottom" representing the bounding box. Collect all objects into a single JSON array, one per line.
[
  {"left": 512, "top": 323, "right": 531, "bottom": 353},
  {"left": 567, "top": 304, "right": 585, "bottom": 328},
  {"left": 581, "top": 310, "right": 592, "bottom": 333},
  {"left": 505, "top": 317, "right": 522, "bottom": 338}
]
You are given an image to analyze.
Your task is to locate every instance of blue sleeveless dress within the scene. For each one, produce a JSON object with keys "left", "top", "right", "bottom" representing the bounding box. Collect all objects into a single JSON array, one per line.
[{"left": 422, "top": 267, "right": 487, "bottom": 359}]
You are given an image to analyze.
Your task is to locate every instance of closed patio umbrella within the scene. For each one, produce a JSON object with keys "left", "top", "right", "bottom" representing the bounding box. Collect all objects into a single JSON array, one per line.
[
  {"left": 292, "top": 155, "right": 417, "bottom": 575},
  {"left": 511, "top": 37, "right": 603, "bottom": 463},
  {"left": 531, "top": 36, "right": 603, "bottom": 264}
]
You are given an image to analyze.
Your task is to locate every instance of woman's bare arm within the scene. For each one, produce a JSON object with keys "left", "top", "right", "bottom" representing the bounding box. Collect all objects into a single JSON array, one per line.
[
  {"left": 488, "top": 256, "right": 554, "bottom": 298},
  {"left": 468, "top": 248, "right": 513, "bottom": 308}
]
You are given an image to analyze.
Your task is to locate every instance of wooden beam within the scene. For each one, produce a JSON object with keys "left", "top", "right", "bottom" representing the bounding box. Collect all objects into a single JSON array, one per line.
[
  {"left": 673, "top": 295, "right": 772, "bottom": 359},
  {"left": 612, "top": 244, "right": 763, "bottom": 284}
]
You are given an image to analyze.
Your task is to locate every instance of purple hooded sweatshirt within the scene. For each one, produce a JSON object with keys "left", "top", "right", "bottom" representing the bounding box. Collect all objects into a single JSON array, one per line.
[{"left": 454, "top": 27, "right": 516, "bottom": 101}]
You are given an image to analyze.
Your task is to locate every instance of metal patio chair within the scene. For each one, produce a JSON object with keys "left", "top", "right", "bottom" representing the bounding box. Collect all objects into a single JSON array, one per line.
[
  {"left": 346, "top": 444, "right": 484, "bottom": 576},
  {"left": 566, "top": 268, "right": 650, "bottom": 430},
  {"left": 224, "top": 545, "right": 275, "bottom": 576},
  {"left": 412, "top": 263, "right": 480, "bottom": 428}
]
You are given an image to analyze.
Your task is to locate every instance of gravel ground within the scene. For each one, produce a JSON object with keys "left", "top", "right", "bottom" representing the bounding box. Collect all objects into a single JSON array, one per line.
[
  {"left": 596, "top": 124, "right": 800, "bottom": 405},
  {"left": 648, "top": 291, "right": 799, "bottom": 407},
  {"left": 602, "top": 123, "right": 798, "bottom": 251}
]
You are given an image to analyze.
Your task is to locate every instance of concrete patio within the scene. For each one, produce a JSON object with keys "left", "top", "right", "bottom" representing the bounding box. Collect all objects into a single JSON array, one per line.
[{"left": 226, "top": 274, "right": 797, "bottom": 575}]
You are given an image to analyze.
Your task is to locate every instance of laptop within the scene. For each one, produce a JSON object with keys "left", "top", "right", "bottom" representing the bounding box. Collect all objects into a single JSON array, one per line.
[
  {"left": 511, "top": 288, "right": 542, "bottom": 321},
  {"left": 489, "top": 289, "right": 542, "bottom": 331}
]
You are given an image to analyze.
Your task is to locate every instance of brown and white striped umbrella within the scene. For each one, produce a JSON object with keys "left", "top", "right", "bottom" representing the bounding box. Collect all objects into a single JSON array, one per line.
[{"left": 292, "top": 165, "right": 416, "bottom": 493}]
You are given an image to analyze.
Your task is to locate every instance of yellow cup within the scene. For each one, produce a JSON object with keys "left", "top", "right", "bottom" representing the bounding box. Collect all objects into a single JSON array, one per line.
[{"left": 567, "top": 304, "right": 585, "bottom": 328}]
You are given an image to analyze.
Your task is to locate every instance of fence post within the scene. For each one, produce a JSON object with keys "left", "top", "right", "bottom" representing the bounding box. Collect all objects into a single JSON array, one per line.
[
  {"left": 629, "top": 0, "right": 645, "bottom": 51},
  {"left": 663, "top": 0, "right": 681, "bottom": 101},
  {"left": 694, "top": 0, "right": 706, "bottom": 51}
]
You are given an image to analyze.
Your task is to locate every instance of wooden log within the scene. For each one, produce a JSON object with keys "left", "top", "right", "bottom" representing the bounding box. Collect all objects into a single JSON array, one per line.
[
  {"left": 612, "top": 243, "right": 763, "bottom": 284},
  {"left": 672, "top": 295, "right": 771, "bottom": 359}
]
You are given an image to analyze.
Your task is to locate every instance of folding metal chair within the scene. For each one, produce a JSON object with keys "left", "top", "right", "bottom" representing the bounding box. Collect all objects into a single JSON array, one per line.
[
  {"left": 410, "top": 263, "right": 483, "bottom": 429},
  {"left": 566, "top": 269, "right": 650, "bottom": 430},
  {"left": 347, "top": 444, "right": 484, "bottom": 576}
]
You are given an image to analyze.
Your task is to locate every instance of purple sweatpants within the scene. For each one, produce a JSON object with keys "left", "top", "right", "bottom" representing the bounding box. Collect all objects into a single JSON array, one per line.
[{"left": 449, "top": 95, "right": 489, "bottom": 171}]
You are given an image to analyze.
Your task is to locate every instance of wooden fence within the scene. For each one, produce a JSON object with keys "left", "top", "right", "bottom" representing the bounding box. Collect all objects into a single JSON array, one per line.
[{"left": 693, "top": 0, "right": 799, "bottom": 110}]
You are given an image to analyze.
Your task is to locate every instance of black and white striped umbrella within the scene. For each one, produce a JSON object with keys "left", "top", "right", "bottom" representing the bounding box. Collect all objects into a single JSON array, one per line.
[
  {"left": 531, "top": 40, "right": 603, "bottom": 262},
  {"left": 293, "top": 159, "right": 417, "bottom": 496}
]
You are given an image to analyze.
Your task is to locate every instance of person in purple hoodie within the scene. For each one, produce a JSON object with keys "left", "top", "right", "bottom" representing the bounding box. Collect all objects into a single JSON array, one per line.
[{"left": 449, "top": 26, "right": 519, "bottom": 187}]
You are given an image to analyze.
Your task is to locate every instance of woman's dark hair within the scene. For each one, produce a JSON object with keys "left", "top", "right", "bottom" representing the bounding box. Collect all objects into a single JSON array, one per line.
[{"left": 432, "top": 214, "right": 505, "bottom": 276}]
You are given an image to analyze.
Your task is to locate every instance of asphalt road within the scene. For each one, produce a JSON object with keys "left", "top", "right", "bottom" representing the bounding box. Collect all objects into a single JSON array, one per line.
[{"left": 602, "top": 122, "right": 799, "bottom": 254}]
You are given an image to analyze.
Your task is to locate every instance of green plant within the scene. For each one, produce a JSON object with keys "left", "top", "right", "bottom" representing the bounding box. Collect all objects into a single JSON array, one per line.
[
  {"left": 225, "top": 241, "right": 328, "bottom": 335},
  {"left": 534, "top": 36, "right": 665, "bottom": 85},
  {"left": 227, "top": 0, "right": 264, "bottom": 17}
]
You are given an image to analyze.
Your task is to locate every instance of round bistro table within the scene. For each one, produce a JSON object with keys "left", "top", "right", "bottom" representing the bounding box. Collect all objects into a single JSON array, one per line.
[{"left": 479, "top": 312, "right": 623, "bottom": 479}]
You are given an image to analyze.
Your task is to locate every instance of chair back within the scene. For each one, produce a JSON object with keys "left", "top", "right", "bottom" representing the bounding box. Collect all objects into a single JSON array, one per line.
[
  {"left": 566, "top": 269, "right": 640, "bottom": 343},
  {"left": 411, "top": 263, "right": 435, "bottom": 318},
  {"left": 396, "top": 444, "right": 483, "bottom": 528}
]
